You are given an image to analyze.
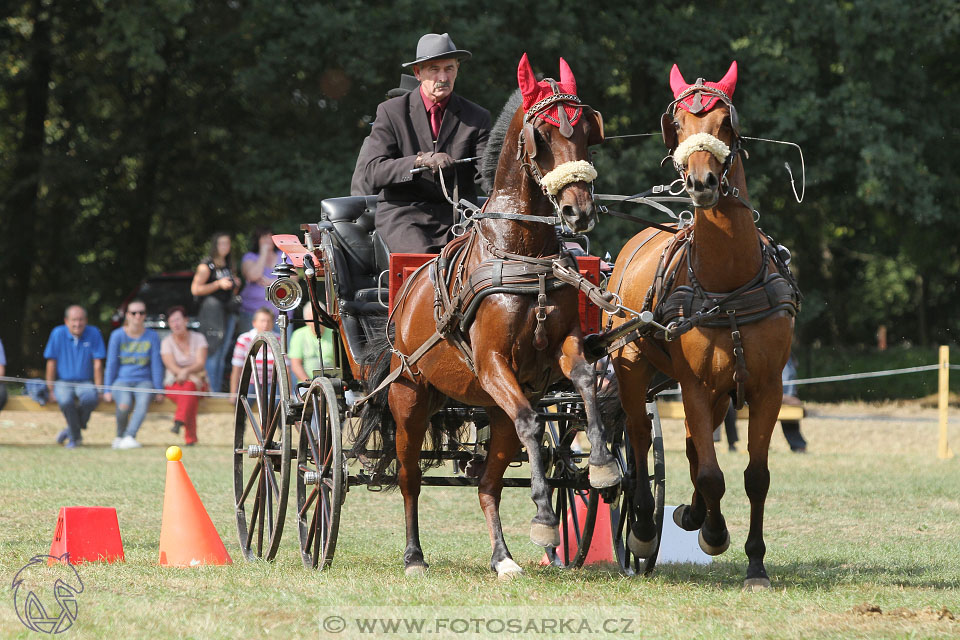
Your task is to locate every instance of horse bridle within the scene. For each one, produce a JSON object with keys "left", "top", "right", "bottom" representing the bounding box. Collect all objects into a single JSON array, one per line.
[
  {"left": 515, "top": 80, "right": 601, "bottom": 222},
  {"left": 661, "top": 81, "right": 742, "bottom": 196}
]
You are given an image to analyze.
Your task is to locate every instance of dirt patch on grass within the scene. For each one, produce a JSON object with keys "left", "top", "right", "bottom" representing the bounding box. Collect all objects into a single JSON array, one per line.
[{"left": 851, "top": 603, "right": 956, "bottom": 622}]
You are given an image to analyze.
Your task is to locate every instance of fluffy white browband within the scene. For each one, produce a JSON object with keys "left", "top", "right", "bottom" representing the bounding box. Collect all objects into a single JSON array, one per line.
[
  {"left": 540, "top": 160, "right": 598, "bottom": 196},
  {"left": 673, "top": 132, "right": 730, "bottom": 166}
]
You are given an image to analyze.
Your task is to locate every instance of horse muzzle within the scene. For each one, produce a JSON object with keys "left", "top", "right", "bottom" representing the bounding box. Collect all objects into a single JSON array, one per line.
[
  {"left": 685, "top": 169, "right": 720, "bottom": 208},
  {"left": 561, "top": 200, "right": 597, "bottom": 233}
]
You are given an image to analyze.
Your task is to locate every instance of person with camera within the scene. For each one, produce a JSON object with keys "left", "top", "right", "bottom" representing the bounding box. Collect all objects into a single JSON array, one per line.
[{"left": 191, "top": 231, "right": 241, "bottom": 392}]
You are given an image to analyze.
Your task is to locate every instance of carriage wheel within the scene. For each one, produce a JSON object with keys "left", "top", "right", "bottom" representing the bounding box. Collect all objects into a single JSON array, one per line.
[
  {"left": 542, "top": 399, "right": 600, "bottom": 569},
  {"left": 233, "top": 333, "right": 293, "bottom": 561},
  {"left": 610, "top": 399, "right": 666, "bottom": 575},
  {"left": 296, "top": 377, "right": 345, "bottom": 569}
]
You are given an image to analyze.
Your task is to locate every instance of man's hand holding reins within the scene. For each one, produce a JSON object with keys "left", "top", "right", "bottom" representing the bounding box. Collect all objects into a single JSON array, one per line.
[{"left": 415, "top": 151, "right": 454, "bottom": 172}]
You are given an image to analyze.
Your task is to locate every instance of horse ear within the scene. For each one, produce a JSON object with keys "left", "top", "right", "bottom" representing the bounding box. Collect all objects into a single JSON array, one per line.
[
  {"left": 558, "top": 57, "right": 577, "bottom": 94},
  {"left": 518, "top": 53, "right": 538, "bottom": 100},
  {"left": 669, "top": 64, "right": 690, "bottom": 98},
  {"left": 716, "top": 60, "right": 738, "bottom": 99},
  {"left": 587, "top": 108, "right": 604, "bottom": 146}
]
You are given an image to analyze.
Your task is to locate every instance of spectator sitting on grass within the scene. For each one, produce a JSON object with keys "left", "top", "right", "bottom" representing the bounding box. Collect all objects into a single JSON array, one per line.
[
  {"left": 289, "top": 304, "right": 335, "bottom": 384},
  {"left": 103, "top": 299, "right": 164, "bottom": 449},
  {"left": 161, "top": 306, "right": 208, "bottom": 446},
  {"left": 44, "top": 305, "right": 106, "bottom": 449}
]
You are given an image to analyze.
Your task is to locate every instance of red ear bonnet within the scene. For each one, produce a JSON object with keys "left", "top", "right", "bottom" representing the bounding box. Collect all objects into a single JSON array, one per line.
[
  {"left": 517, "top": 53, "right": 582, "bottom": 127},
  {"left": 670, "top": 61, "right": 738, "bottom": 114}
]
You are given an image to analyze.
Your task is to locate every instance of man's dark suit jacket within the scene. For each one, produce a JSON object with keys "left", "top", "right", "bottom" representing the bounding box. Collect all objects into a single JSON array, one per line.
[{"left": 361, "top": 90, "right": 491, "bottom": 253}]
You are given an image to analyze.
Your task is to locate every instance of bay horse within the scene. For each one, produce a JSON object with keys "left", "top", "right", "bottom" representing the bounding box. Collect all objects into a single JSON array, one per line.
[
  {"left": 608, "top": 61, "right": 800, "bottom": 589},
  {"left": 356, "top": 54, "right": 613, "bottom": 578}
]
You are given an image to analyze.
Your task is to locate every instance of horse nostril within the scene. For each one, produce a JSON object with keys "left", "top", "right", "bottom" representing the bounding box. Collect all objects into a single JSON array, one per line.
[
  {"left": 706, "top": 172, "right": 719, "bottom": 190},
  {"left": 561, "top": 204, "right": 578, "bottom": 221},
  {"left": 685, "top": 175, "right": 695, "bottom": 192}
]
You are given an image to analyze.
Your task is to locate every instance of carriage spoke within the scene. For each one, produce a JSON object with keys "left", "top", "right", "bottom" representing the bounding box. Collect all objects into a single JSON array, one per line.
[
  {"left": 569, "top": 489, "right": 583, "bottom": 543},
  {"left": 241, "top": 396, "right": 264, "bottom": 445},
  {"left": 245, "top": 473, "right": 263, "bottom": 553},
  {"left": 257, "top": 472, "right": 267, "bottom": 556},
  {"left": 263, "top": 455, "right": 281, "bottom": 500},
  {"left": 266, "top": 398, "right": 283, "bottom": 441},
  {"left": 250, "top": 349, "right": 264, "bottom": 405},
  {"left": 237, "top": 459, "right": 263, "bottom": 508},
  {"left": 299, "top": 486, "right": 318, "bottom": 520}
]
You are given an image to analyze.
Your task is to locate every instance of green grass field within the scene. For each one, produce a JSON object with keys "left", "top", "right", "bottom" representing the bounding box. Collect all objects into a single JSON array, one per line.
[{"left": 1, "top": 403, "right": 958, "bottom": 639}]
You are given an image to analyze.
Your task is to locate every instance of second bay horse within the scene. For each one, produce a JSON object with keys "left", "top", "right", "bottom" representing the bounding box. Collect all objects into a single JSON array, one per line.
[{"left": 608, "top": 61, "right": 800, "bottom": 588}]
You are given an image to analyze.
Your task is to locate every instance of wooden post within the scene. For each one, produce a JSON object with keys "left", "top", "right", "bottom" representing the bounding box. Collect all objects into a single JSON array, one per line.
[{"left": 938, "top": 345, "right": 954, "bottom": 460}]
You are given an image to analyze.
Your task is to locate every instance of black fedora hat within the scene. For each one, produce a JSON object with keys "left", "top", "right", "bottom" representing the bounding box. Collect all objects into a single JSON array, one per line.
[{"left": 402, "top": 33, "right": 471, "bottom": 68}]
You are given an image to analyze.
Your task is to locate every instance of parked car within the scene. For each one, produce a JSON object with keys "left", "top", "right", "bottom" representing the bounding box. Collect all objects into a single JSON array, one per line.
[{"left": 111, "top": 272, "right": 200, "bottom": 341}]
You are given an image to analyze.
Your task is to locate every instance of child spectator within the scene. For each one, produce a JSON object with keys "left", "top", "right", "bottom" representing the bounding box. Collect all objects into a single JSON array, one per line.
[
  {"left": 229, "top": 307, "right": 276, "bottom": 401},
  {"left": 103, "top": 299, "right": 163, "bottom": 449},
  {"left": 161, "top": 306, "right": 209, "bottom": 446}
]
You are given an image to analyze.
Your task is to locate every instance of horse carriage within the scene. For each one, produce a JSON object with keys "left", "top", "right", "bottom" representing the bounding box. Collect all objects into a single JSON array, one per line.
[
  {"left": 232, "top": 191, "right": 667, "bottom": 575},
  {"left": 231, "top": 56, "right": 801, "bottom": 588}
]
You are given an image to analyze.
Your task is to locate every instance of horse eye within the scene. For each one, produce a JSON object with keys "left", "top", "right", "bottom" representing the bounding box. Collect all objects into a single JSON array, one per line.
[{"left": 672, "top": 120, "right": 681, "bottom": 130}]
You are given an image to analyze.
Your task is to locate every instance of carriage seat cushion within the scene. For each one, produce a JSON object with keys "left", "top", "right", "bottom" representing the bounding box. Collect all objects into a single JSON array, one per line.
[{"left": 321, "top": 196, "right": 381, "bottom": 298}]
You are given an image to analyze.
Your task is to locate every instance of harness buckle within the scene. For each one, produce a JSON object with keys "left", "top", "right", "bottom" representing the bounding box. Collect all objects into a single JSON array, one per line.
[{"left": 663, "top": 321, "right": 679, "bottom": 341}]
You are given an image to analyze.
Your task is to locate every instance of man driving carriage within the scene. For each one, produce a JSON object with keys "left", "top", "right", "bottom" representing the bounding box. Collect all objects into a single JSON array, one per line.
[{"left": 360, "top": 33, "right": 491, "bottom": 254}]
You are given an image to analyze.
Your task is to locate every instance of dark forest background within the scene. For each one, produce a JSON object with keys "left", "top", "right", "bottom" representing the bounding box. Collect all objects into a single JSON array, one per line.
[{"left": 1, "top": 0, "right": 958, "bottom": 376}]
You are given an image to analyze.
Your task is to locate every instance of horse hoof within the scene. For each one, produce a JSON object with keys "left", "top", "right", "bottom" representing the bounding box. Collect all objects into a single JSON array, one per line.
[
  {"left": 672, "top": 504, "right": 689, "bottom": 529},
  {"left": 530, "top": 523, "right": 561, "bottom": 548},
  {"left": 495, "top": 559, "right": 524, "bottom": 580},
  {"left": 697, "top": 528, "right": 730, "bottom": 556},
  {"left": 404, "top": 563, "right": 428, "bottom": 576},
  {"left": 743, "top": 577, "right": 771, "bottom": 591},
  {"left": 627, "top": 531, "right": 658, "bottom": 559},
  {"left": 589, "top": 461, "right": 621, "bottom": 488}
]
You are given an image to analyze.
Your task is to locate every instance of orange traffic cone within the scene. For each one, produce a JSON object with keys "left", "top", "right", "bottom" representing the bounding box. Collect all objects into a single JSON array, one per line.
[
  {"left": 540, "top": 495, "right": 615, "bottom": 566},
  {"left": 159, "top": 446, "right": 232, "bottom": 567}
]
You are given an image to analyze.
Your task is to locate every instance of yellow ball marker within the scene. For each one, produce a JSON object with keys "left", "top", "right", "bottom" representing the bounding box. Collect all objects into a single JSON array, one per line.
[{"left": 166, "top": 445, "right": 183, "bottom": 462}]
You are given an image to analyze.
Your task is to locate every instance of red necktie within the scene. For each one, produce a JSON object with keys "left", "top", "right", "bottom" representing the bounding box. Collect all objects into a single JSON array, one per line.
[{"left": 429, "top": 104, "right": 442, "bottom": 140}]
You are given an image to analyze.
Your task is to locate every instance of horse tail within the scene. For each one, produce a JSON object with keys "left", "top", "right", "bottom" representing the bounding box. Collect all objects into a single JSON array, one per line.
[
  {"left": 351, "top": 331, "right": 399, "bottom": 488},
  {"left": 350, "top": 330, "right": 470, "bottom": 490}
]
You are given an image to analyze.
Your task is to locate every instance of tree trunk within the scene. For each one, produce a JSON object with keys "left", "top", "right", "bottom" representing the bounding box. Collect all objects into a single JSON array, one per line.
[{"left": 0, "top": 0, "right": 51, "bottom": 376}]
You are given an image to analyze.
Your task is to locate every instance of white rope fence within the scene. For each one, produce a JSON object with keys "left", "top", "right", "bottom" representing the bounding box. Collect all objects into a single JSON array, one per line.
[{"left": 0, "top": 375, "right": 232, "bottom": 398}]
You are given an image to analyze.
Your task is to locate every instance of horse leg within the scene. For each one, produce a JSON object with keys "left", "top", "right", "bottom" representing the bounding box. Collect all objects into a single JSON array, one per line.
[
  {"left": 389, "top": 380, "right": 433, "bottom": 575},
  {"left": 743, "top": 394, "right": 780, "bottom": 590},
  {"left": 559, "top": 335, "right": 619, "bottom": 488},
  {"left": 477, "top": 357, "right": 559, "bottom": 547},
  {"left": 613, "top": 353, "right": 658, "bottom": 558},
  {"left": 676, "top": 390, "right": 730, "bottom": 555},
  {"left": 478, "top": 407, "right": 524, "bottom": 579}
]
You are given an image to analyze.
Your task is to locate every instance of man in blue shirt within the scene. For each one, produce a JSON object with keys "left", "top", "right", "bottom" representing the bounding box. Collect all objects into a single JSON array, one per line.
[{"left": 44, "top": 305, "right": 106, "bottom": 448}]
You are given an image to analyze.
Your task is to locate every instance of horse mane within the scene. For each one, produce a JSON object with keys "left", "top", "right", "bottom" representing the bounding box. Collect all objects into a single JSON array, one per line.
[{"left": 481, "top": 89, "right": 523, "bottom": 194}]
